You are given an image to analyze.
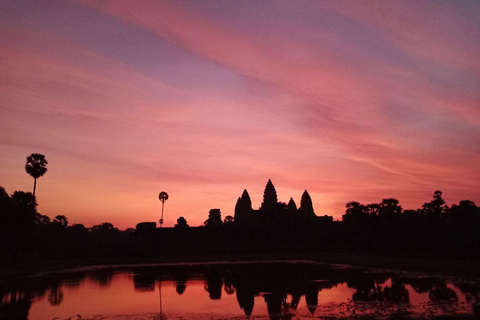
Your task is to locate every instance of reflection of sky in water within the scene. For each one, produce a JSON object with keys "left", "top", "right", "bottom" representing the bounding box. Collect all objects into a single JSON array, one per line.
[{"left": 0, "top": 264, "right": 476, "bottom": 320}]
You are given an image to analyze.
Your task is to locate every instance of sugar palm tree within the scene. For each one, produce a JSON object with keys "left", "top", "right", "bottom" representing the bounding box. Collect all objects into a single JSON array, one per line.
[
  {"left": 25, "top": 153, "right": 48, "bottom": 197},
  {"left": 158, "top": 191, "right": 169, "bottom": 227}
]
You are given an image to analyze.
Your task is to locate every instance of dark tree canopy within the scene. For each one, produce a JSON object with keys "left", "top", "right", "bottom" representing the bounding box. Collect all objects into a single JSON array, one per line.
[
  {"left": 25, "top": 153, "right": 48, "bottom": 196},
  {"left": 25, "top": 154, "right": 48, "bottom": 179},
  {"left": 36, "top": 214, "right": 51, "bottom": 225},
  {"left": 175, "top": 216, "right": 189, "bottom": 228},
  {"left": 343, "top": 201, "right": 370, "bottom": 224},
  {"left": 7, "top": 191, "right": 38, "bottom": 228},
  {"left": 92, "top": 222, "right": 117, "bottom": 233},
  {"left": 158, "top": 191, "right": 169, "bottom": 203},
  {"left": 53, "top": 215, "right": 68, "bottom": 228},
  {"left": 0, "top": 186, "right": 8, "bottom": 201},
  {"left": 420, "top": 190, "right": 448, "bottom": 217},
  {"left": 378, "top": 198, "right": 402, "bottom": 218},
  {"left": 11, "top": 191, "right": 36, "bottom": 209}
]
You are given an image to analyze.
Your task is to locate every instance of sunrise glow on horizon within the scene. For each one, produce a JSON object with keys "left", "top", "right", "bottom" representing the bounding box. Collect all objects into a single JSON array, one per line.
[{"left": 1, "top": 0, "right": 479, "bottom": 229}]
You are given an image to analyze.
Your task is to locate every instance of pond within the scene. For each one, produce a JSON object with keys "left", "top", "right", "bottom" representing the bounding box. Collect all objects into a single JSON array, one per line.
[{"left": 1, "top": 261, "right": 479, "bottom": 319}]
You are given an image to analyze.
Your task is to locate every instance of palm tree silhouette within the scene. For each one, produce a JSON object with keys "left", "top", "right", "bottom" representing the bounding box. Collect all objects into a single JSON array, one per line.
[
  {"left": 25, "top": 153, "right": 48, "bottom": 197},
  {"left": 158, "top": 191, "right": 169, "bottom": 228}
]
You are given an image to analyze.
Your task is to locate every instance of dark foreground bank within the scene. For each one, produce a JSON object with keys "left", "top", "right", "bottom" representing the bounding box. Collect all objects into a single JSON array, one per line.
[{"left": 1, "top": 250, "right": 480, "bottom": 282}]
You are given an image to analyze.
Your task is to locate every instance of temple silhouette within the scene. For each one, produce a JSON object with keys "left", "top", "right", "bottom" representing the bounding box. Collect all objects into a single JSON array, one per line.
[
  {"left": 138, "top": 178, "right": 332, "bottom": 232},
  {"left": 134, "top": 179, "right": 335, "bottom": 251},
  {"left": 1, "top": 178, "right": 480, "bottom": 258}
]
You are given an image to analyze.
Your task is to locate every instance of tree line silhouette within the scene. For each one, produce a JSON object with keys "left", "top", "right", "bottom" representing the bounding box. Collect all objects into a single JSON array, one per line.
[
  {"left": 1, "top": 263, "right": 479, "bottom": 319},
  {"left": 1, "top": 154, "right": 479, "bottom": 260},
  {"left": 0, "top": 184, "right": 131, "bottom": 259}
]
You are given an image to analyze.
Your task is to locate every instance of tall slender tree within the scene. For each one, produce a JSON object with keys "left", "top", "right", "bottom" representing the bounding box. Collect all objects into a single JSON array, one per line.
[
  {"left": 158, "top": 191, "right": 169, "bottom": 227},
  {"left": 420, "top": 191, "right": 448, "bottom": 217},
  {"left": 25, "top": 153, "right": 48, "bottom": 197}
]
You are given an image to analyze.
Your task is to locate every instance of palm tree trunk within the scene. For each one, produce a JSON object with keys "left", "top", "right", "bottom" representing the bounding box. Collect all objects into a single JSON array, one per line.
[
  {"left": 33, "top": 177, "right": 37, "bottom": 197},
  {"left": 158, "top": 280, "right": 163, "bottom": 318},
  {"left": 160, "top": 202, "right": 164, "bottom": 228}
]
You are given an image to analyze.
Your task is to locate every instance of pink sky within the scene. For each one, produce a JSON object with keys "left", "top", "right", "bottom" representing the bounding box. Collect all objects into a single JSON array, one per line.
[{"left": 1, "top": 0, "right": 479, "bottom": 229}]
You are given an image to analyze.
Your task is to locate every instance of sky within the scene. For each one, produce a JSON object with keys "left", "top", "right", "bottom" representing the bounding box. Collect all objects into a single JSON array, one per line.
[{"left": 1, "top": 0, "right": 479, "bottom": 229}]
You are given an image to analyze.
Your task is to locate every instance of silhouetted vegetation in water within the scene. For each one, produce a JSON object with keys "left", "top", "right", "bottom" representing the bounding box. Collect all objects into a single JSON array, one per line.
[
  {"left": 1, "top": 177, "right": 480, "bottom": 261},
  {"left": 1, "top": 263, "right": 479, "bottom": 319}
]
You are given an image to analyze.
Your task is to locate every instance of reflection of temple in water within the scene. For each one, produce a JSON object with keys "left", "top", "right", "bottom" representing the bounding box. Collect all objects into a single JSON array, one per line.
[
  {"left": 204, "top": 272, "right": 223, "bottom": 300},
  {"left": 1, "top": 264, "right": 480, "bottom": 319}
]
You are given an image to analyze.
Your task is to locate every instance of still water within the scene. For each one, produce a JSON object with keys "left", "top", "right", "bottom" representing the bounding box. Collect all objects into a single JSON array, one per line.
[{"left": 1, "top": 261, "right": 479, "bottom": 319}]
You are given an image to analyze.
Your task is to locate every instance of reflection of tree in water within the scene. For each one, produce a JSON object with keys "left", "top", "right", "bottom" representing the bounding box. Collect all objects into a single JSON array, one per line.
[
  {"left": 383, "top": 278, "right": 409, "bottom": 302},
  {"left": 289, "top": 293, "right": 301, "bottom": 310},
  {"left": 405, "top": 277, "right": 459, "bottom": 304},
  {"left": 204, "top": 272, "right": 223, "bottom": 300},
  {"left": 1, "top": 265, "right": 479, "bottom": 319},
  {"left": 62, "top": 273, "right": 85, "bottom": 288},
  {"left": 173, "top": 271, "right": 188, "bottom": 295},
  {"left": 406, "top": 277, "right": 437, "bottom": 294},
  {"left": 90, "top": 269, "right": 113, "bottom": 287},
  {"left": 0, "top": 295, "right": 31, "bottom": 320},
  {"left": 0, "top": 274, "right": 85, "bottom": 319},
  {"left": 350, "top": 275, "right": 385, "bottom": 302},
  {"left": 456, "top": 283, "right": 480, "bottom": 317},
  {"left": 349, "top": 275, "right": 409, "bottom": 303},
  {"left": 48, "top": 283, "right": 64, "bottom": 306},
  {"left": 429, "top": 283, "right": 458, "bottom": 303},
  {"left": 456, "top": 282, "right": 480, "bottom": 305},
  {"left": 133, "top": 272, "right": 156, "bottom": 292}
]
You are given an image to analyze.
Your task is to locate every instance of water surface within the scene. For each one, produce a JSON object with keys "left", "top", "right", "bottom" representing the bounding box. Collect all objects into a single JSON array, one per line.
[{"left": 1, "top": 261, "right": 479, "bottom": 319}]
